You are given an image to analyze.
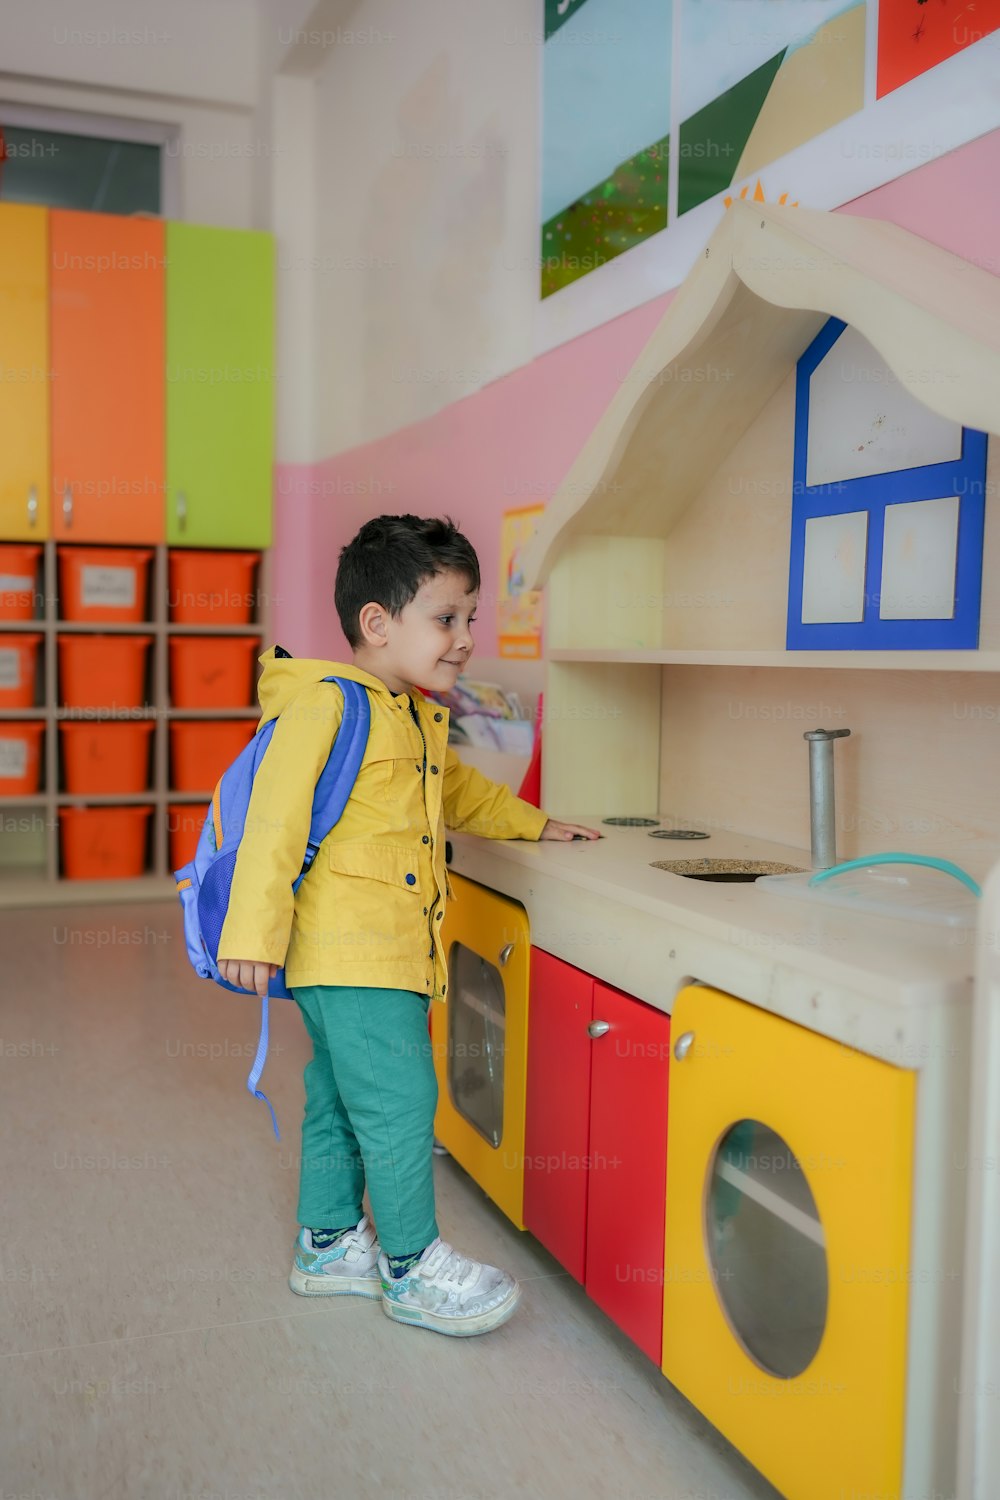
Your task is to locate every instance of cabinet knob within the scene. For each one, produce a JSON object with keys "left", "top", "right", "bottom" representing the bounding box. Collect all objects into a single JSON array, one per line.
[
  {"left": 27, "top": 485, "right": 38, "bottom": 526},
  {"left": 176, "top": 490, "right": 188, "bottom": 532},
  {"left": 62, "top": 484, "right": 73, "bottom": 528},
  {"left": 673, "top": 1030, "right": 695, "bottom": 1061},
  {"left": 498, "top": 942, "right": 515, "bottom": 967},
  {"left": 587, "top": 1019, "right": 610, "bottom": 1038}
]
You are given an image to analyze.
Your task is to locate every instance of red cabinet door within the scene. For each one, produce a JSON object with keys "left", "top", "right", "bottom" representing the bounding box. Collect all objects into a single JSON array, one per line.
[
  {"left": 586, "top": 981, "right": 670, "bottom": 1363},
  {"left": 523, "top": 948, "right": 594, "bottom": 1283}
]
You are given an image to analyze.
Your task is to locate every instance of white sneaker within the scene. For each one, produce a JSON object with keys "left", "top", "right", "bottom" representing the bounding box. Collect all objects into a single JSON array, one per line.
[
  {"left": 288, "top": 1215, "right": 381, "bottom": 1299},
  {"left": 378, "top": 1238, "right": 521, "bottom": 1337}
]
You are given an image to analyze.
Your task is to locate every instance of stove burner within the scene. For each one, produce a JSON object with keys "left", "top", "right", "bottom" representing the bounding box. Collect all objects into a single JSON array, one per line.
[
  {"left": 648, "top": 829, "right": 711, "bottom": 840},
  {"left": 602, "top": 816, "right": 660, "bottom": 827}
]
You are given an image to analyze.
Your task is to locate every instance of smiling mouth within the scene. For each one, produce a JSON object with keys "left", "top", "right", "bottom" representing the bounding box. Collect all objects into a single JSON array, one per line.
[{"left": 440, "top": 659, "right": 464, "bottom": 666}]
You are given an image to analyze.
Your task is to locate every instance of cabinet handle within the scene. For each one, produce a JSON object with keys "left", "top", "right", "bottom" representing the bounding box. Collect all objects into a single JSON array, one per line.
[
  {"left": 176, "top": 490, "right": 187, "bottom": 532},
  {"left": 673, "top": 1030, "right": 695, "bottom": 1061},
  {"left": 27, "top": 485, "right": 38, "bottom": 526},
  {"left": 62, "top": 484, "right": 73, "bottom": 528},
  {"left": 588, "top": 1019, "right": 610, "bottom": 1038},
  {"left": 498, "top": 942, "right": 515, "bottom": 967}
]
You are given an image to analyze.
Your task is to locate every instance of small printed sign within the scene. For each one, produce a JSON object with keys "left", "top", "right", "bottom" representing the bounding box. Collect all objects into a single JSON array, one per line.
[
  {"left": 0, "top": 648, "right": 21, "bottom": 689},
  {"left": 81, "top": 565, "right": 136, "bottom": 610},
  {"left": 0, "top": 738, "right": 28, "bottom": 778},
  {"left": 0, "top": 574, "right": 33, "bottom": 596}
]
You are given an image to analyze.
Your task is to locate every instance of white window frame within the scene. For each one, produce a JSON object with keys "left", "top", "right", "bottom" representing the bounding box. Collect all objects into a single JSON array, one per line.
[{"left": 0, "top": 100, "right": 180, "bottom": 216}]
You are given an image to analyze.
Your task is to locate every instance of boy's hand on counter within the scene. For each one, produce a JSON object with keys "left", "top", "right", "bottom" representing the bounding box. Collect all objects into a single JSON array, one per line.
[
  {"left": 539, "top": 819, "right": 602, "bottom": 842},
  {"left": 218, "top": 958, "right": 279, "bottom": 997}
]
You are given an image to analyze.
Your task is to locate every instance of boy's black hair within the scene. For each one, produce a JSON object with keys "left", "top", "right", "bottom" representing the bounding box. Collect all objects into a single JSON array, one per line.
[{"left": 335, "top": 514, "right": 481, "bottom": 648}]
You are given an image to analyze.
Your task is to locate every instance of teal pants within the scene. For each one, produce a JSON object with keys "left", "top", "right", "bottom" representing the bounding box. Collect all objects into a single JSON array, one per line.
[{"left": 290, "top": 984, "right": 440, "bottom": 1258}]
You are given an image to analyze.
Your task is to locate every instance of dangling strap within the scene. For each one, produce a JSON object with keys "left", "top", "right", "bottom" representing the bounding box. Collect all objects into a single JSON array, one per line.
[{"left": 248, "top": 992, "right": 280, "bottom": 1140}]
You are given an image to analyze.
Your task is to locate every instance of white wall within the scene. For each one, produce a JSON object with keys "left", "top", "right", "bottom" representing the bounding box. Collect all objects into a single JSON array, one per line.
[
  {"left": 308, "top": 0, "right": 541, "bottom": 455},
  {"left": 0, "top": 0, "right": 266, "bottom": 227}
]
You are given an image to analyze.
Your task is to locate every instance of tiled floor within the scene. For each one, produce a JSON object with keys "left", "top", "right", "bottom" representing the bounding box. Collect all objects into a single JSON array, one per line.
[{"left": 1, "top": 900, "right": 781, "bottom": 1500}]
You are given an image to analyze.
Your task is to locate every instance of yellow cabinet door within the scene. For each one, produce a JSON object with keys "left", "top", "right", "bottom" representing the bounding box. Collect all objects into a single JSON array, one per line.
[
  {"left": 431, "top": 872, "right": 530, "bottom": 1229},
  {"left": 0, "top": 204, "right": 49, "bottom": 538},
  {"left": 662, "top": 984, "right": 915, "bottom": 1500}
]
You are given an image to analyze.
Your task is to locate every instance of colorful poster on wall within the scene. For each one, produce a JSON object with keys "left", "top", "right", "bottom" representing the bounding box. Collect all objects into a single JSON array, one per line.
[
  {"left": 877, "top": 0, "right": 1000, "bottom": 97},
  {"left": 677, "top": 0, "right": 866, "bottom": 216},
  {"left": 536, "top": 0, "right": 1000, "bottom": 352},
  {"left": 498, "top": 505, "right": 544, "bottom": 658},
  {"left": 540, "top": 0, "right": 673, "bottom": 298}
]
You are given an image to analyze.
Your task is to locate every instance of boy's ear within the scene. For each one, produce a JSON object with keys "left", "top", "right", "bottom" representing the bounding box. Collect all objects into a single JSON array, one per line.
[{"left": 358, "top": 601, "right": 388, "bottom": 645}]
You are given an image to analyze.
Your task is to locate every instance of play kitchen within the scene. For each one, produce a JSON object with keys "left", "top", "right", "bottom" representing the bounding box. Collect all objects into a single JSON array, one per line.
[{"left": 435, "top": 202, "right": 1000, "bottom": 1500}]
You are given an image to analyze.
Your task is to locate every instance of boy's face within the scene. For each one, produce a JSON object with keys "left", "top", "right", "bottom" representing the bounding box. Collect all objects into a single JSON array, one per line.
[{"left": 357, "top": 568, "right": 478, "bottom": 696}]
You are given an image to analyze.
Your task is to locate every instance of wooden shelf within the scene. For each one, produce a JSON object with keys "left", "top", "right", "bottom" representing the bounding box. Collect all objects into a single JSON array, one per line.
[
  {"left": 164, "top": 707, "right": 259, "bottom": 719},
  {"left": 548, "top": 648, "right": 1000, "bottom": 672},
  {"left": 3, "top": 620, "right": 262, "bottom": 634}
]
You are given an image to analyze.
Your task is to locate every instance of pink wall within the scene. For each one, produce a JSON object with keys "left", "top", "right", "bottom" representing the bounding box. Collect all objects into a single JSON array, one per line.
[{"left": 272, "top": 128, "right": 1000, "bottom": 660}]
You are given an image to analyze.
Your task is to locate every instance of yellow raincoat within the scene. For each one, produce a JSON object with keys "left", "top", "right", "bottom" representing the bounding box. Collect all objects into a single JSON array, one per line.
[{"left": 217, "top": 650, "right": 547, "bottom": 995}]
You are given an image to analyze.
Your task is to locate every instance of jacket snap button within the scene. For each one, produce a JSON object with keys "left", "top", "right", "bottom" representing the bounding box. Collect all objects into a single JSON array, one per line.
[
  {"left": 435, "top": 912, "right": 443, "bottom": 920},
  {"left": 421, "top": 835, "right": 429, "bottom": 844},
  {"left": 442, "top": 984, "right": 447, "bottom": 994},
  {"left": 434, "top": 712, "right": 443, "bottom": 722},
  {"left": 415, "top": 763, "right": 421, "bottom": 772},
  {"left": 430, "top": 765, "right": 439, "bottom": 775},
  {"left": 422, "top": 906, "right": 428, "bottom": 915},
  {"left": 405, "top": 873, "right": 416, "bottom": 885}
]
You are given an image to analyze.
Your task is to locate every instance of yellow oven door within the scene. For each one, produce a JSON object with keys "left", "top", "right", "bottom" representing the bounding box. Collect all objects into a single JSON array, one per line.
[{"left": 431, "top": 871, "right": 530, "bottom": 1229}]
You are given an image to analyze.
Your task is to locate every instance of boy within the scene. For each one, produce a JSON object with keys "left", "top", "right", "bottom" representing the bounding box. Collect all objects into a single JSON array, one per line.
[{"left": 217, "top": 514, "right": 598, "bottom": 1338}]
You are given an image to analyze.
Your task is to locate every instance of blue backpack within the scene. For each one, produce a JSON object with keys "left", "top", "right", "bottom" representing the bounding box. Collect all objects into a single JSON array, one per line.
[{"left": 175, "top": 672, "right": 371, "bottom": 1139}]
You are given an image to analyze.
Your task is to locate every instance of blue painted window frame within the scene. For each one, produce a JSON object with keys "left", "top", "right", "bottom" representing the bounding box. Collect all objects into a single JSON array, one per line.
[{"left": 787, "top": 317, "right": 988, "bottom": 650}]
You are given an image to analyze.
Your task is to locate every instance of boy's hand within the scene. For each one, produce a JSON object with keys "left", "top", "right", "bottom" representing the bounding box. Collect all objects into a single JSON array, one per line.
[
  {"left": 218, "top": 958, "right": 279, "bottom": 997},
  {"left": 539, "top": 819, "right": 601, "bottom": 842}
]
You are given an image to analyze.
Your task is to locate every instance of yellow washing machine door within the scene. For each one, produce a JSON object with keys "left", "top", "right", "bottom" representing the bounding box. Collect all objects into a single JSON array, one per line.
[
  {"left": 662, "top": 983, "right": 915, "bottom": 1500},
  {"left": 432, "top": 872, "right": 530, "bottom": 1229}
]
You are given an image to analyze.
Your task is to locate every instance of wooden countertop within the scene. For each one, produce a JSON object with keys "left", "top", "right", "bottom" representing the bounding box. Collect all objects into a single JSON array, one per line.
[{"left": 446, "top": 817, "right": 976, "bottom": 1065}]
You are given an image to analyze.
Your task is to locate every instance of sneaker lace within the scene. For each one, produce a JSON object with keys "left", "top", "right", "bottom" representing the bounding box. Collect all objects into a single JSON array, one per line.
[{"left": 420, "top": 1239, "right": 477, "bottom": 1288}]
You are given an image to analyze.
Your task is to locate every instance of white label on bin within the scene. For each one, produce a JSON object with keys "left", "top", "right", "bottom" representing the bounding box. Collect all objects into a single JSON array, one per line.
[
  {"left": 0, "top": 738, "right": 28, "bottom": 778},
  {"left": 0, "top": 574, "right": 33, "bottom": 595},
  {"left": 0, "top": 649, "right": 21, "bottom": 688},
  {"left": 81, "top": 565, "right": 136, "bottom": 609}
]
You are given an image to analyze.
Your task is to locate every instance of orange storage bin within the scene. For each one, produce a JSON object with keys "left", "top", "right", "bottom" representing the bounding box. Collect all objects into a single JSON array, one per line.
[
  {"left": 57, "top": 634, "right": 152, "bottom": 708},
  {"left": 0, "top": 633, "right": 43, "bottom": 708},
  {"left": 169, "top": 635, "right": 261, "bottom": 708},
  {"left": 168, "top": 802, "right": 206, "bottom": 869},
  {"left": 58, "top": 546, "right": 153, "bottom": 623},
  {"left": 0, "top": 721, "right": 45, "bottom": 794},
  {"left": 168, "top": 550, "right": 259, "bottom": 624},
  {"left": 59, "top": 804, "right": 153, "bottom": 880},
  {"left": 59, "top": 720, "right": 155, "bottom": 794},
  {"left": 170, "top": 720, "right": 255, "bottom": 792},
  {"left": 0, "top": 544, "right": 42, "bottom": 620}
]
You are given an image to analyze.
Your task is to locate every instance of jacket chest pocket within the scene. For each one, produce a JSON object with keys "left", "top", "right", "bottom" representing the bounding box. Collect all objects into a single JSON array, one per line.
[{"left": 326, "top": 843, "right": 424, "bottom": 957}]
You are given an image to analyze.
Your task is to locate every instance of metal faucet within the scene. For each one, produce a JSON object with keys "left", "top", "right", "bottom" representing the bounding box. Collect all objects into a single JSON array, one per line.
[{"left": 803, "top": 728, "right": 851, "bottom": 869}]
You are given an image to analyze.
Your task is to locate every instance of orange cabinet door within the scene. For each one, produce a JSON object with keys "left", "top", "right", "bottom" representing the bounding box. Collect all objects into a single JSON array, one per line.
[
  {"left": 0, "top": 203, "right": 49, "bottom": 539},
  {"left": 50, "top": 211, "right": 165, "bottom": 542}
]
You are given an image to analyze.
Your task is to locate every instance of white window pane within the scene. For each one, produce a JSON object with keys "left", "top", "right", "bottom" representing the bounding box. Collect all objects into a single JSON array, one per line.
[
  {"left": 879, "top": 496, "right": 959, "bottom": 620},
  {"left": 807, "top": 324, "right": 963, "bottom": 487},
  {"left": 801, "top": 511, "right": 868, "bottom": 624}
]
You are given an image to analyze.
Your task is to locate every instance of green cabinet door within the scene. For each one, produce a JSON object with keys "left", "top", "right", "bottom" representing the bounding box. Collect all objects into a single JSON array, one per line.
[{"left": 166, "top": 223, "right": 274, "bottom": 547}]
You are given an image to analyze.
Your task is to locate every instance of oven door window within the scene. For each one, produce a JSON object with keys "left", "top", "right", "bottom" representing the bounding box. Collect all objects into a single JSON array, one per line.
[{"left": 446, "top": 941, "right": 506, "bottom": 1148}]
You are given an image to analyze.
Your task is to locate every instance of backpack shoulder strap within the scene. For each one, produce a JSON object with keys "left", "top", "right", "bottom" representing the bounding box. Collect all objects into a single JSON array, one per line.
[{"left": 294, "top": 676, "right": 370, "bottom": 888}]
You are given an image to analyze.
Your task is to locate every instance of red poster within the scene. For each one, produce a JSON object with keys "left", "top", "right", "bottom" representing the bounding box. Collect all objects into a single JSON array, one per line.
[{"left": 877, "top": 0, "right": 1000, "bottom": 97}]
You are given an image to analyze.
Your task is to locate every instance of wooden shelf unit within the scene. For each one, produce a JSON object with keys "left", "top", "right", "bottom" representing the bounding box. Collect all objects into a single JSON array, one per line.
[{"left": 0, "top": 540, "right": 268, "bottom": 904}]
